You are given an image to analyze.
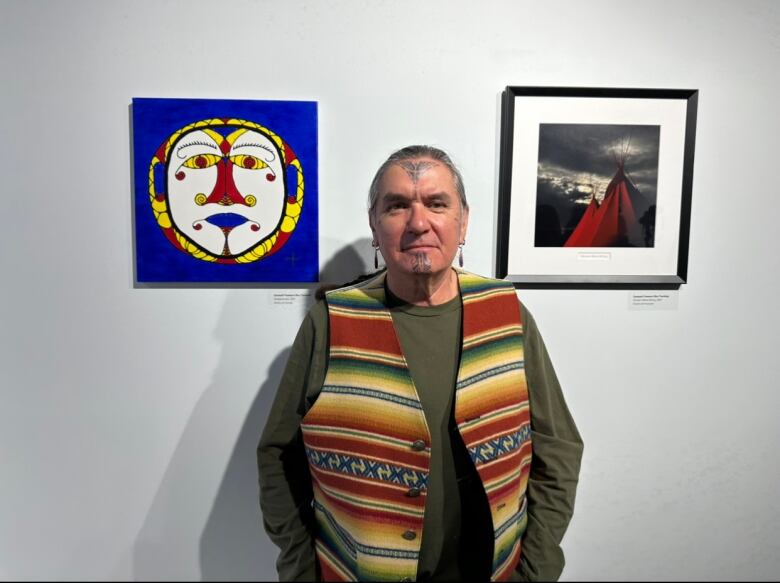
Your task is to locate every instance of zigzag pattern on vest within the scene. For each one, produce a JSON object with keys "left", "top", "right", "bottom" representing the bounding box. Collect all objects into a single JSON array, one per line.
[
  {"left": 300, "top": 270, "right": 532, "bottom": 582},
  {"left": 456, "top": 273, "right": 533, "bottom": 580}
]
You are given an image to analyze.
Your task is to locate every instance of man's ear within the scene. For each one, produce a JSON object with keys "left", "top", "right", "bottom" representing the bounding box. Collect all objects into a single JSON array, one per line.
[
  {"left": 460, "top": 206, "right": 470, "bottom": 243},
  {"left": 369, "top": 213, "right": 377, "bottom": 244}
]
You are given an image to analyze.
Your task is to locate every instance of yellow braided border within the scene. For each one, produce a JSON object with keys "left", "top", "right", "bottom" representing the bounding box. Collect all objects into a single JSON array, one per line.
[{"left": 146, "top": 119, "right": 304, "bottom": 263}]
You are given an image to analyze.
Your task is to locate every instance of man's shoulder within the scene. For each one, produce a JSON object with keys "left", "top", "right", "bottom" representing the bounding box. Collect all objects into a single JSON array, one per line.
[
  {"left": 456, "top": 269, "right": 518, "bottom": 296},
  {"left": 321, "top": 272, "right": 388, "bottom": 311}
]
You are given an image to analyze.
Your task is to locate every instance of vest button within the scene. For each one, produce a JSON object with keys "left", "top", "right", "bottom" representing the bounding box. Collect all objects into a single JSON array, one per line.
[
  {"left": 402, "top": 530, "right": 417, "bottom": 541},
  {"left": 411, "top": 439, "right": 426, "bottom": 451},
  {"left": 406, "top": 487, "right": 421, "bottom": 498}
]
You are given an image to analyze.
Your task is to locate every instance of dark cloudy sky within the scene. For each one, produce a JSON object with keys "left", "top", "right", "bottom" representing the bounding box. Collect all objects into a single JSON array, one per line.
[{"left": 536, "top": 123, "right": 660, "bottom": 210}]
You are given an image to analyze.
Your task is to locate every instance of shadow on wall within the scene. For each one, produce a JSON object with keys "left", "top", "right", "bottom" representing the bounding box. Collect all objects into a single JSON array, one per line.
[
  {"left": 319, "top": 237, "right": 373, "bottom": 285},
  {"left": 131, "top": 294, "right": 295, "bottom": 580},
  {"left": 199, "top": 348, "right": 291, "bottom": 581},
  {"left": 132, "top": 241, "right": 370, "bottom": 580}
]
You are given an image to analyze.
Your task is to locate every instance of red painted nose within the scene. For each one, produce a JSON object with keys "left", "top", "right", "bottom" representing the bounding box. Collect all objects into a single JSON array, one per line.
[{"left": 205, "top": 158, "right": 247, "bottom": 206}]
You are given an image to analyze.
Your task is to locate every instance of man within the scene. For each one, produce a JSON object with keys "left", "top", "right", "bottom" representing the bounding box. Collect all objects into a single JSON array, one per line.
[{"left": 258, "top": 145, "right": 583, "bottom": 581}]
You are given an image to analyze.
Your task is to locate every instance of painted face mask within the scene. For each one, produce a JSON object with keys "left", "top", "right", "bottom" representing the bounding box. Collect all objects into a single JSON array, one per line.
[{"left": 147, "top": 118, "right": 303, "bottom": 263}]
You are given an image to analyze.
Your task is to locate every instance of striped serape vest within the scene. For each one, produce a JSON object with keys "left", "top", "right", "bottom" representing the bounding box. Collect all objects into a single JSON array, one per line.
[{"left": 300, "top": 269, "right": 532, "bottom": 582}]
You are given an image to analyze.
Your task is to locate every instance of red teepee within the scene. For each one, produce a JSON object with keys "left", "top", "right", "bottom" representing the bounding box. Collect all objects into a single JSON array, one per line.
[
  {"left": 564, "top": 143, "right": 648, "bottom": 247},
  {"left": 564, "top": 194, "right": 600, "bottom": 247}
]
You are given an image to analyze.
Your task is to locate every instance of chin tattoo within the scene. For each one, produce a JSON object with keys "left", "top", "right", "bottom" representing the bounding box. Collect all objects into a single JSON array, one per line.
[{"left": 412, "top": 252, "right": 432, "bottom": 273}]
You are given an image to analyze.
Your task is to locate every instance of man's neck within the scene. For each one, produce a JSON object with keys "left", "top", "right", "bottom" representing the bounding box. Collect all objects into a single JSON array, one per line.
[{"left": 385, "top": 268, "right": 459, "bottom": 307}]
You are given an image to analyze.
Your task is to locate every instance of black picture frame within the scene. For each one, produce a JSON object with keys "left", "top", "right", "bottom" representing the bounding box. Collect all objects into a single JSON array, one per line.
[{"left": 496, "top": 86, "right": 698, "bottom": 289}]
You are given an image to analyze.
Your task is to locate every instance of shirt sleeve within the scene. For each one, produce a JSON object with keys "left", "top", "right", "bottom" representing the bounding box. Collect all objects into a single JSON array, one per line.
[
  {"left": 514, "top": 303, "right": 584, "bottom": 582},
  {"left": 257, "top": 301, "right": 329, "bottom": 582}
]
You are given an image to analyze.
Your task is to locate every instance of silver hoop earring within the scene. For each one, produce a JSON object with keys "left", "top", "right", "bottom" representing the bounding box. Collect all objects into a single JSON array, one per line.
[
  {"left": 373, "top": 243, "right": 380, "bottom": 269},
  {"left": 458, "top": 244, "right": 464, "bottom": 268}
]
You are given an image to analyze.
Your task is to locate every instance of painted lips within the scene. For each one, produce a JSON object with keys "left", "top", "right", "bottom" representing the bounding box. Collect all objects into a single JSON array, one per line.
[{"left": 205, "top": 213, "right": 249, "bottom": 229}]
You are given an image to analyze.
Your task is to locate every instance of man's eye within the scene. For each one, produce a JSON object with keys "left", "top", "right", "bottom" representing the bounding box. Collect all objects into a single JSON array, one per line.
[
  {"left": 182, "top": 154, "right": 221, "bottom": 169},
  {"left": 230, "top": 155, "right": 269, "bottom": 170}
]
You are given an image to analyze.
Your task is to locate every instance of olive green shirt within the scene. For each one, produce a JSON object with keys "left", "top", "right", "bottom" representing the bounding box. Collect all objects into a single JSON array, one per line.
[{"left": 258, "top": 288, "right": 583, "bottom": 582}]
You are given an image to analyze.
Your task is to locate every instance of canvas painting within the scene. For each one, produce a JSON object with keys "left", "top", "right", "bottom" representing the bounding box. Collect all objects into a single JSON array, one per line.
[{"left": 132, "top": 97, "right": 318, "bottom": 283}]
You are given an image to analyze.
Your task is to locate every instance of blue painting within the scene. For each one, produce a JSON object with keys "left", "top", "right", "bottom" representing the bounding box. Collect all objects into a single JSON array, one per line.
[{"left": 132, "top": 97, "right": 318, "bottom": 283}]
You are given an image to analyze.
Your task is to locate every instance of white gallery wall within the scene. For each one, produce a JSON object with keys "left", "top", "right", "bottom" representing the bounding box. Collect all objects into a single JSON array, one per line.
[{"left": 1, "top": 0, "right": 779, "bottom": 580}]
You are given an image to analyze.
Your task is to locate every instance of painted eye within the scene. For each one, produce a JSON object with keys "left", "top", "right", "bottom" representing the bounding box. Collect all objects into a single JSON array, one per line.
[
  {"left": 230, "top": 155, "right": 269, "bottom": 170},
  {"left": 182, "top": 153, "right": 221, "bottom": 169}
]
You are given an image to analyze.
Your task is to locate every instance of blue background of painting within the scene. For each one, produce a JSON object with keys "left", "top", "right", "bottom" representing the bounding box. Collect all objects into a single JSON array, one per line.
[{"left": 132, "top": 97, "right": 318, "bottom": 283}]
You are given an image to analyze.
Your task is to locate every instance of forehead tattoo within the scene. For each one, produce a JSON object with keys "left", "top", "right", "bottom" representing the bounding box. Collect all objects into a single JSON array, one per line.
[{"left": 397, "top": 160, "right": 436, "bottom": 183}]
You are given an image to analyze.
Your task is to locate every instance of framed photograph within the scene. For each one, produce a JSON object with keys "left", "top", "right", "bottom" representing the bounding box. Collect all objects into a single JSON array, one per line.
[{"left": 496, "top": 86, "right": 698, "bottom": 288}]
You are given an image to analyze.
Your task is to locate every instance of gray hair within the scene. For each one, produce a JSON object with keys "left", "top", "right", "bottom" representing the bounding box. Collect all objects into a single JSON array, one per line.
[{"left": 367, "top": 145, "right": 468, "bottom": 216}]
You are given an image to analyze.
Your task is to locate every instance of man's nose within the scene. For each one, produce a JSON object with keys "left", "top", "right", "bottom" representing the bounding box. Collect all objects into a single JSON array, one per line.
[{"left": 406, "top": 202, "right": 430, "bottom": 233}]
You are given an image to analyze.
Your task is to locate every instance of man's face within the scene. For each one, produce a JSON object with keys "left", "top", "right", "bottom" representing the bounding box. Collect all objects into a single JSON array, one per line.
[
  {"left": 166, "top": 128, "right": 286, "bottom": 256},
  {"left": 370, "top": 158, "right": 468, "bottom": 280}
]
